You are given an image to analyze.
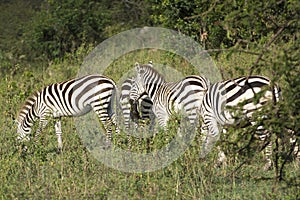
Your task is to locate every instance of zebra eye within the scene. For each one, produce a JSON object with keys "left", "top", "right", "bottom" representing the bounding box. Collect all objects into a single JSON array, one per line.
[
  {"left": 139, "top": 69, "right": 145, "bottom": 74},
  {"left": 135, "top": 62, "right": 146, "bottom": 74},
  {"left": 135, "top": 62, "right": 140, "bottom": 70}
]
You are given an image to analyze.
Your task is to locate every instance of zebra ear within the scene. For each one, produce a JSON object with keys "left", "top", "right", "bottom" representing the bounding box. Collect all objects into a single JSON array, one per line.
[
  {"left": 148, "top": 61, "right": 153, "bottom": 67},
  {"left": 135, "top": 62, "right": 143, "bottom": 74}
]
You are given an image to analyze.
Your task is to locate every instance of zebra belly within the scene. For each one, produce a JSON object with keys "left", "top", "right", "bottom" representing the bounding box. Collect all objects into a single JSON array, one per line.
[
  {"left": 72, "top": 105, "right": 92, "bottom": 117},
  {"left": 52, "top": 105, "right": 92, "bottom": 118}
]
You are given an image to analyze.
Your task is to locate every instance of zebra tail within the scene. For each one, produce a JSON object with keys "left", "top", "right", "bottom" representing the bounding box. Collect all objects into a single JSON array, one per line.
[{"left": 109, "top": 81, "right": 120, "bottom": 133}]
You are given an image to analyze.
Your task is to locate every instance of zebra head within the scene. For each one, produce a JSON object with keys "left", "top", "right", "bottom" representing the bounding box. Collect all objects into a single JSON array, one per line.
[
  {"left": 129, "top": 68, "right": 144, "bottom": 103},
  {"left": 16, "top": 92, "right": 39, "bottom": 142},
  {"left": 129, "top": 61, "right": 166, "bottom": 103},
  {"left": 129, "top": 62, "right": 151, "bottom": 102}
]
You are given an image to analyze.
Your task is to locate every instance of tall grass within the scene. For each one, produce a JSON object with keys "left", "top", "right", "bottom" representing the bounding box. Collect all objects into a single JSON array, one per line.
[{"left": 1, "top": 50, "right": 298, "bottom": 199}]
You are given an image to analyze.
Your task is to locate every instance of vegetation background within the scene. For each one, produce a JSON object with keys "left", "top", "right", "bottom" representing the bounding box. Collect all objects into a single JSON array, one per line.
[{"left": 0, "top": 0, "right": 299, "bottom": 199}]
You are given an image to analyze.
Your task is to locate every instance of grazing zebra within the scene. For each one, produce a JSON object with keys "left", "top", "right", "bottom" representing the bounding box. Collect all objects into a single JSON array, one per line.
[
  {"left": 16, "top": 74, "right": 119, "bottom": 151},
  {"left": 129, "top": 62, "right": 210, "bottom": 131},
  {"left": 120, "top": 77, "right": 155, "bottom": 130},
  {"left": 199, "top": 75, "right": 281, "bottom": 169}
]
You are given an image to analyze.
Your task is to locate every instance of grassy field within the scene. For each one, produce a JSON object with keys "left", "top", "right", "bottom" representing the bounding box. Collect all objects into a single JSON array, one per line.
[{"left": 1, "top": 50, "right": 299, "bottom": 199}]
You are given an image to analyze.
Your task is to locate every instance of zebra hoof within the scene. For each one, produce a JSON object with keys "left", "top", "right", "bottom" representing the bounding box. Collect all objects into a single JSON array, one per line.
[
  {"left": 102, "top": 144, "right": 112, "bottom": 150},
  {"left": 57, "top": 147, "right": 62, "bottom": 154},
  {"left": 19, "top": 145, "right": 28, "bottom": 157},
  {"left": 199, "top": 152, "right": 207, "bottom": 160},
  {"left": 22, "top": 145, "right": 28, "bottom": 153}
]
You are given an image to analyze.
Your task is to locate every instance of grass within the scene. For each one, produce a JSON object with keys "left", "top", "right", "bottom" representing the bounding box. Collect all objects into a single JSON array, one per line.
[{"left": 1, "top": 50, "right": 299, "bottom": 199}]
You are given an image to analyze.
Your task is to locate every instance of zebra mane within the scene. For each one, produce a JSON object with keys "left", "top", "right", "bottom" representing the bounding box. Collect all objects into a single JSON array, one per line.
[
  {"left": 17, "top": 90, "right": 39, "bottom": 123},
  {"left": 137, "top": 63, "right": 166, "bottom": 83}
]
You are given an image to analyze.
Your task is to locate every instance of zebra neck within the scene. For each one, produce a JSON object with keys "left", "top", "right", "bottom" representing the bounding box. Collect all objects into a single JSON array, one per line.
[
  {"left": 145, "top": 81, "right": 165, "bottom": 102},
  {"left": 19, "top": 99, "right": 39, "bottom": 130},
  {"left": 20, "top": 109, "right": 37, "bottom": 131}
]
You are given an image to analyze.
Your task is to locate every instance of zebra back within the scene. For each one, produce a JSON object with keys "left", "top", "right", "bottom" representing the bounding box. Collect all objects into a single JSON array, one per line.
[{"left": 202, "top": 75, "right": 281, "bottom": 125}]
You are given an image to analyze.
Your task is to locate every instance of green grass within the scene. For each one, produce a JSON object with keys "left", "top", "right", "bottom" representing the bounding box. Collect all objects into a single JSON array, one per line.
[{"left": 1, "top": 50, "right": 299, "bottom": 199}]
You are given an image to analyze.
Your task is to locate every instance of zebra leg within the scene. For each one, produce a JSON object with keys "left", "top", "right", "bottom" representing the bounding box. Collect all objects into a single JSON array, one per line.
[
  {"left": 289, "top": 135, "right": 300, "bottom": 166},
  {"left": 35, "top": 118, "right": 48, "bottom": 140},
  {"left": 110, "top": 113, "right": 120, "bottom": 134},
  {"left": 257, "top": 126, "right": 273, "bottom": 170},
  {"left": 102, "top": 116, "right": 115, "bottom": 149},
  {"left": 156, "top": 114, "right": 171, "bottom": 151},
  {"left": 92, "top": 103, "right": 113, "bottom": 149},
  {"left": 215, "top": 129, "right": 228, "bottom": 167},
  {"left": 54, "top": 119, "right": 63, "bottom": 152},
  {"left": 149, "top": 113, "right": 156, "bottom": 132},
  {"left": 200, "top": 119, "right": 220, "bottom": 159},
  {"left": 199, "top": 125, "right": 210, "bottom": 158},
  {"left": 216, "top": 146, "right": 227, "bottom": 168},
  {"left": 262, "top": 141, "right": 273, "bottom": 171}
]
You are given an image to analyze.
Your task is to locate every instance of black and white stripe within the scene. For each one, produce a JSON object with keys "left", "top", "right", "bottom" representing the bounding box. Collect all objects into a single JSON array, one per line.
[
  {"left": 16, "top": 74, "right": 119, "bottom": 150},
  {"left": 129, "top": 62, "right": 210, "bottom": 130},
  {"left": 199, "top": 75, "right": 281, "bottom": 169},
  {"left": 120, "top": 78, "right": 155, "bottom": 130}
]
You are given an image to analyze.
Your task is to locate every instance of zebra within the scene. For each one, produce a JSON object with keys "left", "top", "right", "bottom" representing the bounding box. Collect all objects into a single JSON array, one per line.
[
  {"left": 16, "top": 74, "right": 119, "bottom": 151},
  {"left": 120, "top": 77, "right": 155, "bottom": 148},
  {"left": 129, "top": 62, "right": 210, "bottom": 133},
  {"left": 120, "top": 77, "right": 155, "bottom": 130},
  {"left": 198, "top": 75, "right": 283, "bottom": 170}
]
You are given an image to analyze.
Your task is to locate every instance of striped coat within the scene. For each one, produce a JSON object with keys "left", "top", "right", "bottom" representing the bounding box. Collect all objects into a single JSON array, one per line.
[
  {"left": 199, "top": 75, "right": 281, "bottom": 169},
  {"left": 16, "top": 74, "right": 119, "bottom": 150}
]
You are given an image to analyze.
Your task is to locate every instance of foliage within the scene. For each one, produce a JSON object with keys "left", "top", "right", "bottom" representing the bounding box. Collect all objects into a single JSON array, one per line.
[
  {"left": 149, "top": 0, "right": 299, "bottom": 49},
  {"left": 24, "top": 0, "right": 109, "bottom": 60},
  {"left": 23, "top": 0, "right": 153, "bottom": 60},
  {"left": 0, "top": 0, "right": 42, "bottom": 74}
]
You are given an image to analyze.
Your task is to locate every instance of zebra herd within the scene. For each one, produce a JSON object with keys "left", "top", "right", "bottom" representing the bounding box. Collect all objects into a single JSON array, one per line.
[{"left": 16, "top": 61, "right": 299, "bottom": 169}]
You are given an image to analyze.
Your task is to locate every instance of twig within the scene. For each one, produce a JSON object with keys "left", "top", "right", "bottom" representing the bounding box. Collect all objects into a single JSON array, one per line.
[
  {"left": 226, "top": 157, "right": 252, "bottom": 178},
  {"left": 249, "top": 20, "right": 294, "bottom": 75},
  {"left": 279, "top": 137, "right": 298, "bottom": 181},
  {"left": 184, "top": 1, "right": 218, "bottom": 20},
  {"left": 203, "top": 48, "right": 260, "bottom": 56},
  {"left": 226, "top": 133, "right": 270, "bottom": 178}
]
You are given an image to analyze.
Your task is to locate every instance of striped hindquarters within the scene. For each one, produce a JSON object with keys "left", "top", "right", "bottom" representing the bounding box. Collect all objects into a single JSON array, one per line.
[
  {"left": 167, "top": 75, "right": 210, "bottom": 114},
  {"left": 201, "top": 75, "right": 280, "bottom": 126},
  {"left": 120, "top": 78, "right": 154, "bottom": 129},
  {"left": 199, "top": 75, "right": 281, "bottom": 163}
]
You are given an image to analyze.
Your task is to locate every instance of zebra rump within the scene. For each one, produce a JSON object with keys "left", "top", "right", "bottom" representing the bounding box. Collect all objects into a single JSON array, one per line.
[
  {"left": 120, "top": 77, "right": 155, "bottom": 130},
  {"left": 199, "top": 75, "right": 281, "bottom": 169}
]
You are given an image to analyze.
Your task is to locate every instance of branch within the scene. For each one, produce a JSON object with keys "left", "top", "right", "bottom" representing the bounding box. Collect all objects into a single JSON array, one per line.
[
  {"left": 184, "top": 1, "right": 218, "bottom": 20},
  {"left": 203, "top": 48, "right": 260, "bottom": 56},
  {"left": 249, "top": 20, "right": 295, "bottom": 75}
]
